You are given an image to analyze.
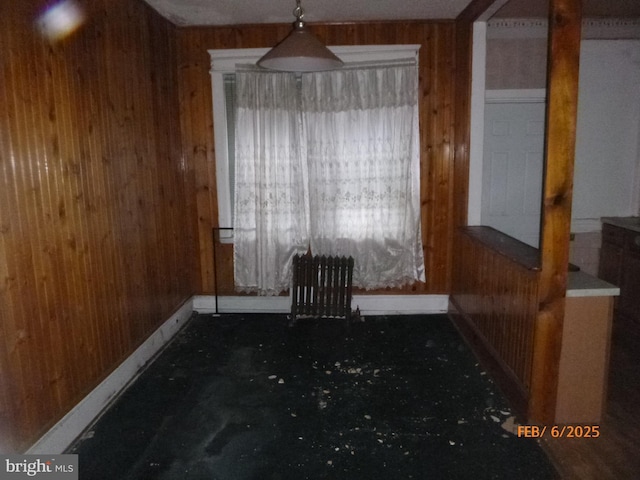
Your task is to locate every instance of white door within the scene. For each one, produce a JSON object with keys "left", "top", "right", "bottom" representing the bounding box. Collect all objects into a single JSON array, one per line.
[{"left": 481, "top": 101, "right": 546, "bottom": 248}]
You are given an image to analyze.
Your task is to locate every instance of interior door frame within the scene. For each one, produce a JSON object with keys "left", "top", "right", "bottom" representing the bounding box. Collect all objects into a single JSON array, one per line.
[
  {"left": 468, "top": 76, "right": 546, "bottom": 227},
  {"left": 481, "top": 91, "right": 547, "bottom": 247}
]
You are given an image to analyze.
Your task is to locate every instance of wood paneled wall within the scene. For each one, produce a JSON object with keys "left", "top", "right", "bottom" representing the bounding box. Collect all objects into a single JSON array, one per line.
[
  {"left": 452, "top": 12, "right": 472, "bottom": 231},
  {"left": 0, "top": 0, "right": 197, "bottom": 452},
  {"left": 449, "top": 0, "right": 584, "bottom": 424},
  {"left": 451, "top": 227, "right": 540, "bottom": 416},
  {"left": 176, "top": 21, "right": 458, "bottom": 295},
  {"left": 449, "top": 0, "right": 537, "bottom": 416}
]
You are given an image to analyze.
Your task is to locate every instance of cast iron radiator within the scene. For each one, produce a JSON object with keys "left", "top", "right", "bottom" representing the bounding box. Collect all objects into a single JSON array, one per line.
[{"left": 290, "top": 254, "right": 356, "bottom": 324}]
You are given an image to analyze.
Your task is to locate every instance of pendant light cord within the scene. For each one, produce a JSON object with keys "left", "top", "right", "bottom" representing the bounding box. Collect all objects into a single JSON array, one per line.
[{"left": 294, "top": 0, "right": 304, "bottom": 22}]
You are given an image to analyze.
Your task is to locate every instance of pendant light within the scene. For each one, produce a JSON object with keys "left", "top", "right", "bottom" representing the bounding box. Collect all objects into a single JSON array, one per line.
[{"left": 257, "top": 0, "right": 343, "bottom": 72}]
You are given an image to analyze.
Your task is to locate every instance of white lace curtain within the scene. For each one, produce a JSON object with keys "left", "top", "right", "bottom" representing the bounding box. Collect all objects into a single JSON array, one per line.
[
  {"left": 302, "top": 64, "right": 425, "bottom": 289},
  {"left": 233, "top": 70, "right": 310, "bottom": 294},
  {"left": 234, "top": 63, "right": 425, "bottom": 294}
]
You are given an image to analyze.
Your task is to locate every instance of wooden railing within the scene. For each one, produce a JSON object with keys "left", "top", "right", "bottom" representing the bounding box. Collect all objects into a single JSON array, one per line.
[{"left": 450, "top": 226, "right": 540, "bottom": 416}]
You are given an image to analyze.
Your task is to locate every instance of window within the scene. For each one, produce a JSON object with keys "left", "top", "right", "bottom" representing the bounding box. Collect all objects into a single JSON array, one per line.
[
  {"left": 210, "top": 45, "right": 424, "bottom": 293},
  {"left": 209, "top": 45, "right": 421, "bottom": 242}
]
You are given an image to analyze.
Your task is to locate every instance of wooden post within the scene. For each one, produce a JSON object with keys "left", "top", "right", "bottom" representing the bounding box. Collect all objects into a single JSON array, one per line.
[{"left": 529, "top": 0, "right": 582, "bottom": 423}]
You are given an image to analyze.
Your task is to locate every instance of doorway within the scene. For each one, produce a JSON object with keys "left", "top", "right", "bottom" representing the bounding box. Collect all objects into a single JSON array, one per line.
[{"left": 481, "top": 96, "right": 546, "bottom": 247}]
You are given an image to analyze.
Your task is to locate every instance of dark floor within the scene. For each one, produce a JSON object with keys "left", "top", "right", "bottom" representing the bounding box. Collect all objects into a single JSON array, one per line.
[{"left": 69, "top": 314, "right": 557, "bottom": 479}]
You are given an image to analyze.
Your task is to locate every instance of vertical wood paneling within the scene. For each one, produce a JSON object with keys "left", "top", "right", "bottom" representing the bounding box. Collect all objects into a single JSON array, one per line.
[
  {"left": 453, "top": 19, "right": 472, "bottom": 230},
  {"left": 451, "top": 228, "right": 540, "bottom": 409},
  {"left": 176, "top": 31, "right": 218, "bottom": 295},
  {"left": 450, "top": 0, "right": 585, "bottom": 424},
  {"left": 177, "top": 21, "right": 457, "bottom": 295},
  {"left": 0, "top": 0, "right": 197, "bottom": 451}
]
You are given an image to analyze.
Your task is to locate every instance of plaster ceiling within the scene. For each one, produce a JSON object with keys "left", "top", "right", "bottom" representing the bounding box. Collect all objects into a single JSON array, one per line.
[
  {"left": 142, "top": 0, "right": 475, "bottom": 26},
  {"left": 494, "top": 0, "right": 640, "bottom": 19},
  {"left": 143, "top": 0, "right": 640, "bottom": 27}
]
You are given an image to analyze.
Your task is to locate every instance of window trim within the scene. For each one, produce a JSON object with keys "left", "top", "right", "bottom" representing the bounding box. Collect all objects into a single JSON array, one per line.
[{"left": 208, "top": 44, "right": 421, "bottom": 241}]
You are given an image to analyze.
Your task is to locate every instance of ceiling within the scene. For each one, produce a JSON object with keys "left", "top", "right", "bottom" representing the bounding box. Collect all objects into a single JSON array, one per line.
[
  {"left": 494, "top": 0, "right": 640, "bottom": 19},
  {"left": 142, "top": 0, "right": 471, "bottom": 26},
  {"left": 143, "top": 0, "right": 640, "bottom": 27}
]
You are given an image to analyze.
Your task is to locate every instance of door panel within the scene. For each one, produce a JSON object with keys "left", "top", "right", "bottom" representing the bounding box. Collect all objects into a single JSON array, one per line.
[{"left": 482, "top": 102, "right": 546, "bottom": 247}]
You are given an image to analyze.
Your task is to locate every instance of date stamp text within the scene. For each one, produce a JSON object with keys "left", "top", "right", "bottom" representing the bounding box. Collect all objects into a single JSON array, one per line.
[{"left": 517, "top": 425, "right": 600, "bottom": 438}]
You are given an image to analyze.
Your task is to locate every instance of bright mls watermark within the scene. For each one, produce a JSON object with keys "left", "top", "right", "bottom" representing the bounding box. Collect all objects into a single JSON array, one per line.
[{"left": 0, "top": 455, "right": 77, "bottom": 480}]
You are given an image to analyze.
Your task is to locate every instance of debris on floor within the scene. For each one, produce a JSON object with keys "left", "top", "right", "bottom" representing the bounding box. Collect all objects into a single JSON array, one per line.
[{"left": 70, "top": 314, "right": 557, "bottom": 480}]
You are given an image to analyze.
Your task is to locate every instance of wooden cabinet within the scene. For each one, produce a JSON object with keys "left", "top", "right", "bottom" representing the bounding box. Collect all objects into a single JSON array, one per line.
[
  {"left": 598, "top": 222, "right": 640, "bottom": 339},
  {"left": 598, "top": 225, "right": 623, "bottom": 285}
]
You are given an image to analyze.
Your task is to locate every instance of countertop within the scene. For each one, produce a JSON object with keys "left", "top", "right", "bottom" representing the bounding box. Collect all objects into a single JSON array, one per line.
[
  {"left": 567, "top": 270, "right": 619, "bottom": 298},
  {"left": 602, "top": 216, "right": 640, "bottom": 233}
]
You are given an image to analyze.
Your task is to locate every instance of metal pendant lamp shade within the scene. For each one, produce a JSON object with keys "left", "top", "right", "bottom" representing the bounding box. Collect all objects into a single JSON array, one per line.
[{"left": 257, "top": 1, "right": 343, "bottom": 72}]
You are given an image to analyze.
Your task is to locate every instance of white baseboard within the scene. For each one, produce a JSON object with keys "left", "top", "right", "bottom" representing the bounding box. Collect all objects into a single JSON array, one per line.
[
  {"left": 352, "top": 294, "right": 449, "bottom": 315},
  {"left": 27, "top": 299, "right": 194, "bottom": 455},
  {"left": 193, "top": 295, "right": 291, "bottom": 314},
  {"left": 193, "top": 294, "right": 450, "bottom": 316}
]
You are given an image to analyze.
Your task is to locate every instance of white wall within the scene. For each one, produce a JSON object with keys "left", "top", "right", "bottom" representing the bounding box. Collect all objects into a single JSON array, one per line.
[
  {"left": 573, "top": 40, "right": 640, "bottom": 222},
  {"left": 474, "top": 21, "right": 640, "bottom": 233},
  {"left": 470, "top": 21, "right": 640, "bottom": 273}
]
